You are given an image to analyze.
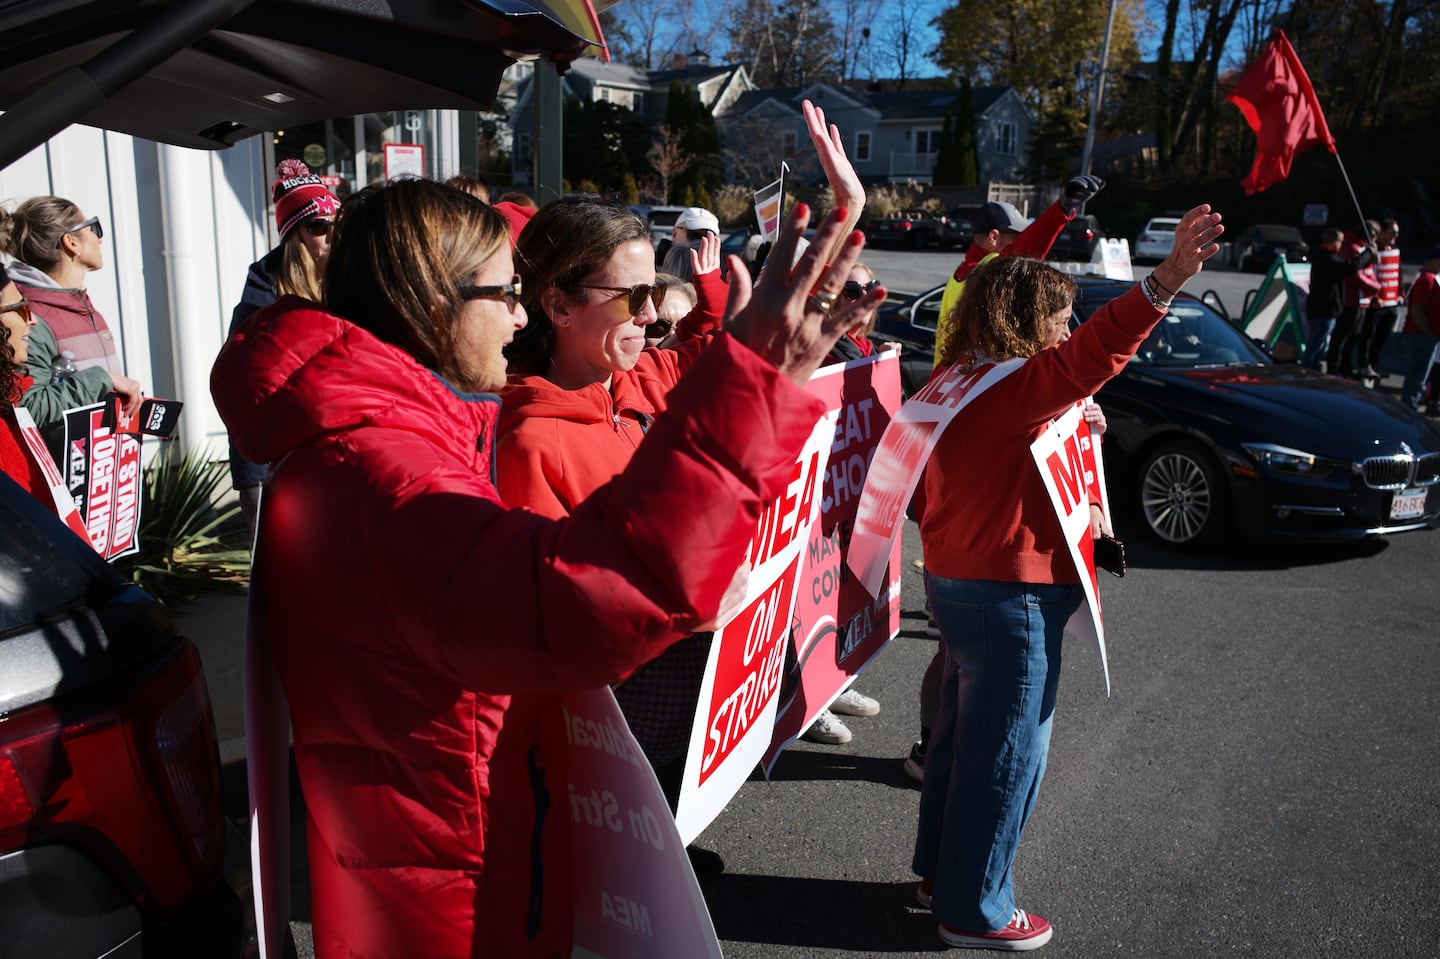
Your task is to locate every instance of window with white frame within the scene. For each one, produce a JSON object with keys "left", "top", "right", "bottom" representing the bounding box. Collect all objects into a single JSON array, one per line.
[
  {"left": 913, "top": 128, "right": 942, "bottom": 154},
  {"left": 632, "top": 93, "right": 644, "bottom": 113},
  {"left": 998, "top": 121, "right": 1016, "bottom": 156},
  {"left": 855, "top": 130, "right": 872, "bottom": 162},
  {"left": 596, "top": 87, "right": 611, "bottom": 103}
]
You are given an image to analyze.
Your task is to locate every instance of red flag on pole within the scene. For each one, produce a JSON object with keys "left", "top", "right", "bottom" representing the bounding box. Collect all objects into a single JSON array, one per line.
[{"left": 1226, "top": 31, "right": 1336, "bottom": 195}]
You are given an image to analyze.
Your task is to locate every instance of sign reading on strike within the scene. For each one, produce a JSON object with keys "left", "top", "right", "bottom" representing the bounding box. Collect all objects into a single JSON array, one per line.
[{"left": 673, "top": 409, "right": 832, "bottom": 845}]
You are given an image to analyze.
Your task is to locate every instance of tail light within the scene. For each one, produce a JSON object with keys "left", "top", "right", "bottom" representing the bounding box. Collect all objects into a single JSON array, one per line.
[
  {"left": 0, "top": 638, "right": 223, "bottom": 910},
  {"left": 1084, "top": 229, "right": 1095, "bottom": 241}
]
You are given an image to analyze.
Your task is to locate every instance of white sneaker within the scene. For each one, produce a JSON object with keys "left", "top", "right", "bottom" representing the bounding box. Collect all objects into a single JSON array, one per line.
[
  {"left": 831, "top": 687, "right": 880, "bottom": 717},
  {"left": 803, "top": 708, "right": 852, "bottom": 744}
]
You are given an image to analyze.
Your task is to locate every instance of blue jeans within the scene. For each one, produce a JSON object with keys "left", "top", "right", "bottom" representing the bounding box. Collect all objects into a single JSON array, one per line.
[
  {"left": 913, "top": 575, "right": 1082, "bottom": 931},
  {"left": 1304, "top": 316, "right": 1336, "bottom": 369},
  {"left": 1397, "top": 330, "right": 1439, "bottom": 409}
]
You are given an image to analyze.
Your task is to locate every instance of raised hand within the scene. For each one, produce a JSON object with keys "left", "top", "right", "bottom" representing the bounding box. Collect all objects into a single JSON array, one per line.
[
  {"left": 1151, "top": 204, "right": 1224, "bottom": 296},
  {"left": 1060, "top": 174, "right": 1105, "bottom": 216},
  {"left": 724, "top": 203, "right": 885, "bottom": 386},
  {"left": 803, "top": 99, "right": 865, "bottom": 252},
  {"left": 689, "top": 230, "right": 721, "bottom": 277}
]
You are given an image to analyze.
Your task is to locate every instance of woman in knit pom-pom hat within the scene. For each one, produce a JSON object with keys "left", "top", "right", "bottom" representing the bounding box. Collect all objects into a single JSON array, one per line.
[{"left": 223, "top": 159, "right": 341, "bottom": 532}]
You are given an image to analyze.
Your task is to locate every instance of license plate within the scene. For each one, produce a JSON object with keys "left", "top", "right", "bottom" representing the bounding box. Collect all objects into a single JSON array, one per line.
[{"left": 1391, "top": 487, "right": 1428, "bottom": 520}]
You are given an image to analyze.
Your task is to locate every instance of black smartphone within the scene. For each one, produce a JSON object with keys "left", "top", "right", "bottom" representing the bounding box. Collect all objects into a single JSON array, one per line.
[{"left": 1094, "top": 534, "right": 1126, "bottom": 577}]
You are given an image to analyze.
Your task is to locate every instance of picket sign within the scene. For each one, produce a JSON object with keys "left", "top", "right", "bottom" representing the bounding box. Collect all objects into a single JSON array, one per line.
[
  {"left": 12, "top": 406, "right": 93, "bottom": 547},
  {"left": 1029, "top": 401, "right": 1111, "bottom": 694}
]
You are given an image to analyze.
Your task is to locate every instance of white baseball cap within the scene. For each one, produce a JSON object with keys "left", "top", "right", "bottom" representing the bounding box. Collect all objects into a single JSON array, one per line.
[{"left": 676, "top": 207, "right": 720, "bottom": 234}]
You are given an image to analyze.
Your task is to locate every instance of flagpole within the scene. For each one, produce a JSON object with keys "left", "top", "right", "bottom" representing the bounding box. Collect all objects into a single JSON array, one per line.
[{"left": 1331, "top": 151, "right": 1375, "bottom": 246}]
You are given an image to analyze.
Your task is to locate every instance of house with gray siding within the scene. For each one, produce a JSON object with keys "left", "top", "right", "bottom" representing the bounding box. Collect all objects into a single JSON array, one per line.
[{"left": 723, "top": 82, "right": 1035, "bottom": 186}]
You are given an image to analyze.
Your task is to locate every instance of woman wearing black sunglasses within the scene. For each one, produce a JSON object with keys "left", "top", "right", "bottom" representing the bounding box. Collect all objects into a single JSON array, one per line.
[
  {"left": 497, "top": 201, "right": 736, "bottom": 871},
  {"left": 222, "top": 159, "right": 342, "bottom": 532},
  {"left": 0, "top": 195, "right": 143, "bottom": 464}
]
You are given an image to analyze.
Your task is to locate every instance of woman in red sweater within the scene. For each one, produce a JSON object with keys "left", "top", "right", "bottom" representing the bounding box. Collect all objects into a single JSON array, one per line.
[{"left": 913, "top": 205, "right": 1223, "bottom": 951}]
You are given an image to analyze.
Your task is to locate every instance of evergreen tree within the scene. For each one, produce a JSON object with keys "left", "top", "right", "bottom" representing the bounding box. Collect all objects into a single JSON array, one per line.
[{"left": 664, "top": 82, "right": 721, "bottom": 205}]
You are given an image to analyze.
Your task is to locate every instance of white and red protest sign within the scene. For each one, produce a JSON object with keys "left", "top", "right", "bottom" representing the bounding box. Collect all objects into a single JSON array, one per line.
[
  {"left": 564, "top": 687, "right": 722, "bottom": 959},
  {"left": 12, "top": 406, "right": 93, "bottom": 546},
  {"left": 847, "top": 357, "right": 1025, "bottom": 597},
  {"left": 1030, "top": 401, "right": 1111, "bottom": 693},
  {"left": 63, "top": 401, "right": 142, "bottom": 560},
  {"left": 763, "top": 351, "right": 904, "bottom": 772},
  {"left": 673, "top": 412, "right": 833, "bottom": 845}
]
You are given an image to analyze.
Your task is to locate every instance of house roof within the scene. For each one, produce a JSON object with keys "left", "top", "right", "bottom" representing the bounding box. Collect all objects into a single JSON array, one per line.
[
  {"left": 730, "top": 83, "right": 1015, "bottom": 121},
  {"left": 568, "top": 56, "right": 651, "bottom": 89},
  {"left": 649, "top": 64, "right": 739, "bottom": 86}
]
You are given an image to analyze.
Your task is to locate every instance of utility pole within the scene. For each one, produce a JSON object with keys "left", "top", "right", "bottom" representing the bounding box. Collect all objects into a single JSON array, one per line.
[{"left": 1081, "top": 0, "right": 1119, "bottom": 178}]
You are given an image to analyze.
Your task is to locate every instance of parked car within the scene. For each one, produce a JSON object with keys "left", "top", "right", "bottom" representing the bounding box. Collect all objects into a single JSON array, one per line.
[
  {"left": 1232, "top": 223, "right": 1309, "bottom": 273},
  {"left": 629, "top": 204, "right": 690, "bottom": 251},
  {"left": 870, "top": 285, "right": 945, "bottom": 397},
  {"left": 1050, "top": 214, "right": 1106, "bottom": 261},
  {"left": 869, "top": 277, "right": 1440, "bottom": 548},
  {"left": 1134, "top": 216, "right": 1181, "bottom": 263},
  {"left": 941, "top": 205, "right": 985, "bottom": 248},
  {"left": 863, "top": 209, "right": 948, "bottom": 249},
  {"left": 0, "top": 474, "right": 243, "bottom": 957}
]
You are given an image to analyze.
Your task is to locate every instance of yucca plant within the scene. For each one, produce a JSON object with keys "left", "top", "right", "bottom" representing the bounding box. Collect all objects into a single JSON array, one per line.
[{"left": 115, "top": 446, "right": 251, "bottom": 603}]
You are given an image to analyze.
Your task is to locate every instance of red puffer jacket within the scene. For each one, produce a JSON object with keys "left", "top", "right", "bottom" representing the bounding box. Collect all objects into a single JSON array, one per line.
[{"left": 212, "top": 296, "right": 825, "bottom": 958}]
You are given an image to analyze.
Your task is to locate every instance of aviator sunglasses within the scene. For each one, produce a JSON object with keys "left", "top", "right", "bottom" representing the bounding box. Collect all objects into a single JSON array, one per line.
[
  {"left": 0, "top": 300, "right": 32, "bottom": 323},
  {"left": 459, "top": 275, "right": 524, "bottom": 313},
  {"left": 576, "top": 281, "right": 667, "bottom": 315}
]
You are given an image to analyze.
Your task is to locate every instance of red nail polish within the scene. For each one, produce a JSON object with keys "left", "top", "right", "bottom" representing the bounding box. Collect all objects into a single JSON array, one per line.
[
  {"left": 849, "top": 230, "right": 864, "bottom": 246},
  {"left": 834, "top": 206, "right": 847, "bottom": 221},
  {"left": 795, "top": 203, "right": 809, "bottom": 219}
]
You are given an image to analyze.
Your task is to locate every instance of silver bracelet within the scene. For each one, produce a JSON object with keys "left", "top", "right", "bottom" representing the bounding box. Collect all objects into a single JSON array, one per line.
[{"left": 1142, "top": 274, "right": 1172, "bottom": 311}]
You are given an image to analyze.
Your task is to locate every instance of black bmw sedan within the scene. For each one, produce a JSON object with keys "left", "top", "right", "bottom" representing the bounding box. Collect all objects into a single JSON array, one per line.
[{"left": 871, "top": 276, "right": 1440, "bottom": 548}]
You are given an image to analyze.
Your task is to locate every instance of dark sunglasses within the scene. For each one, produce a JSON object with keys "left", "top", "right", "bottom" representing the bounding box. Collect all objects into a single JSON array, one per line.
[
  {"left": 0, "top": 300, "right": 32, "bottom": 323},
  {"left": 647, "top": 318, "right": 676, "bottom": 339},
  {"left": 577, "top": 282, "right": 666, "bottom": 315},
  {"left": 303, "top": 217, "right": 336, "bottom": 238},
  {"left": 58, "top": 216, "right": 103, "bottom": 246},
  {"left": 843, "top": 279, "right": 880, "bottom": 301},
  {"left": 459, "top": 275, "right": 523, "bottom": 313}
]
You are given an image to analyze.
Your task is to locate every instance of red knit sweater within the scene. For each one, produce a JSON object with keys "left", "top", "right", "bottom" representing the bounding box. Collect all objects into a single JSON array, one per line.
[
  {"left": 1, "top": 375, "right": 54, "bottom": 507},
  {"left": 921, "top": 284, "right": 1164, "bottom": 584}
]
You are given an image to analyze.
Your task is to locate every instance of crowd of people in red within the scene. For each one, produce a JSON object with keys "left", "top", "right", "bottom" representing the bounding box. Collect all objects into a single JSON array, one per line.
[{"left": 2, "top": 98, "right": 1227, "bottom": 955}]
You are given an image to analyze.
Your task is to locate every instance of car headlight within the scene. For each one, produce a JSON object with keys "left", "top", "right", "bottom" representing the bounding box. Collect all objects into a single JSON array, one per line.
[{"left": 1241, "top": 442, "right": 1321, "bottom": 473}]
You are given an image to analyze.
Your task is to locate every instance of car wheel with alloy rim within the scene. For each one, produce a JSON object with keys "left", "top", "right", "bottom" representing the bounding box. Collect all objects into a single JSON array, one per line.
[{"left": 1139, "top": 440, "right": 1232, "bottom": 548}]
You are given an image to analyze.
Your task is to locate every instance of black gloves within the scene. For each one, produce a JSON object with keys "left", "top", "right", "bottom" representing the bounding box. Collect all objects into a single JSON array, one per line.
[{"left": 1060, "top": 175, "right": 1105, "bottom": 216}]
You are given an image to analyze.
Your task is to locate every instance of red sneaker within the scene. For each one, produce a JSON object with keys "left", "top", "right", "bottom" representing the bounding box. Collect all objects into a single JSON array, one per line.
[{"left": 938, "top": 908, "right": 1052, "bottom": 951}]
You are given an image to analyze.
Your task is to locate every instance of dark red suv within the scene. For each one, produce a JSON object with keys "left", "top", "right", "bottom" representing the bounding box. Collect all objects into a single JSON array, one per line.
[{"left": 0, "top": 474, "right": 241, "bottom": 957}]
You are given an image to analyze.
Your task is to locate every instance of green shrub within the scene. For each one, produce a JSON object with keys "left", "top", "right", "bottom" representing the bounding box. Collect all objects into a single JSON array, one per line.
[{"left": 114, "top": 447, "right": 250, "bottom": 604}]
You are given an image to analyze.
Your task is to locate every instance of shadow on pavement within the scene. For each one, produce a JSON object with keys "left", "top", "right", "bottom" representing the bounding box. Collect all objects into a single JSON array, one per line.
[
  {"left": 1111, "top": 512, "right": 1392, "bottom": 572},
  {"left": 761, "top": 748, "right": 917, "bottom": 789},
  {"left": 704, "top": 874, "right": 947, "bottom": 953}
]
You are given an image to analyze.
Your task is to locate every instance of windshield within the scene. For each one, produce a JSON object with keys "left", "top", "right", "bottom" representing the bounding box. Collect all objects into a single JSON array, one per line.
[
  {"left": 1074, "top": 288, "right": 1271, "bottom": 369},
  {"left": 1131, "top": 300, "right": 1271, "bottom": 368}
]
